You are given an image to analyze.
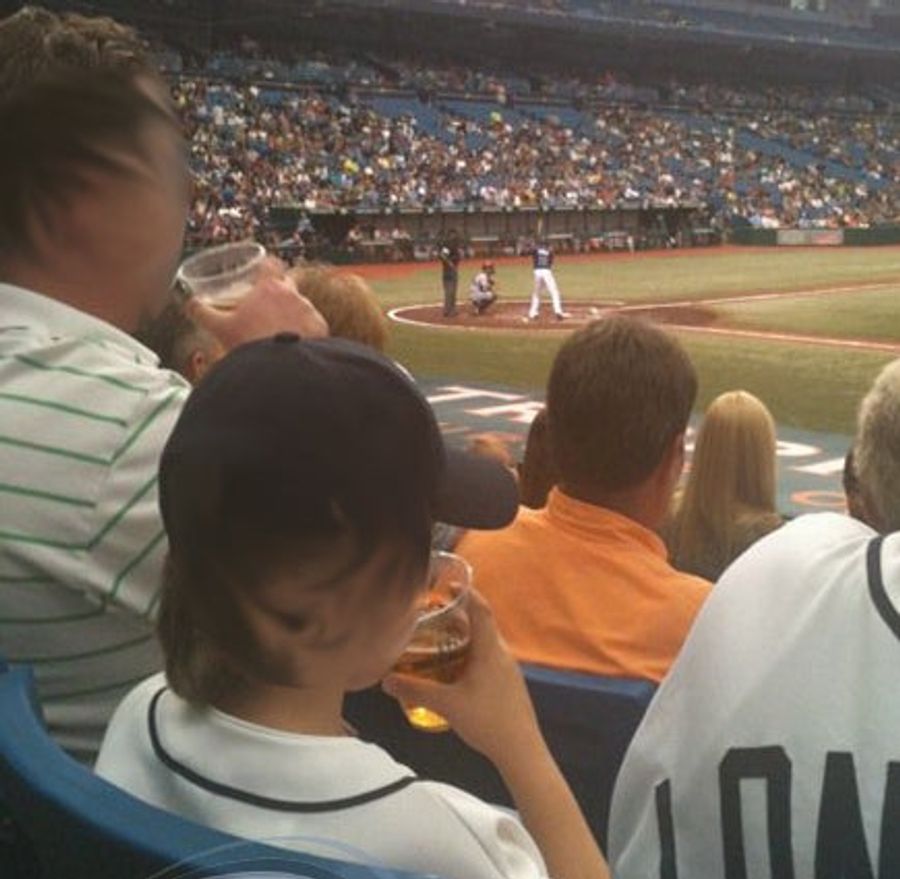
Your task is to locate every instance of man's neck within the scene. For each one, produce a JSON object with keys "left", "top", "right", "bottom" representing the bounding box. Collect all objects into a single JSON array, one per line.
[
  {"left": 2, "top": 264, "right": 135, "bottom": 332},
  {"left": 559, "top": 481, "right": 664, "bottom": 533}
]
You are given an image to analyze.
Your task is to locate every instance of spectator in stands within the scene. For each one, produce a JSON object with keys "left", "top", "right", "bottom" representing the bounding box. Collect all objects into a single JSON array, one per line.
[
  {"left": 517, "top": 408, "right": 558, "bottom": 510},
  {"left": 665, "top": 390, "right": 783, "bottom": 581},
  {"left": 169, "top": 69, "right": 900, "bottom": 243},
  {"left": 137, "top": 302, "right": 222, "bottom": 384},
  {"left": 609, "top": 356, "right": 900, "bottom": 879},
  {"left": 290, "top": 264, "right": 388, "bottom": 352},
  {"left": 97, "top": 336, "right": 609, "bottom": 879},
  {"left": 0, "top": 6, "right": 325, "bottom": 762},
  {"left": 458, "top": 317, "right": 710, "bottom": 683}
]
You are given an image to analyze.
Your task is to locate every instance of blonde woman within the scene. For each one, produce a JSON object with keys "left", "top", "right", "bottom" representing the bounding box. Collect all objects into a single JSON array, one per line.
[{"left": 666, "top": 391, "right": 783, "bottom": 581}]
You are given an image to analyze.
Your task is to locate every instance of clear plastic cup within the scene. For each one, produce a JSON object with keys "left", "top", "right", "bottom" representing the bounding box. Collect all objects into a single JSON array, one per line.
[
  {"left": 393, "top": 552, "right": 472, "bottom": 733},
  {"left": 175, "top": 241, "right": 266, "bottom": 310}
]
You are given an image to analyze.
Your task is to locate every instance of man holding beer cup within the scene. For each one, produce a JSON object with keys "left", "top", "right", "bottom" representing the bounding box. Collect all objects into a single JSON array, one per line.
[
  {"left": 97, "top": 335, "right": 609, "bottom": 879},
  {"left": 0, "top": 7, "right": 326, "bottom": 761}
]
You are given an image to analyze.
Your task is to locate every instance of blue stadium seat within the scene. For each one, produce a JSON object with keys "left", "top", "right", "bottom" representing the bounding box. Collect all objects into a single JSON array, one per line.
[
  {"left": 0, "top": 662, "right": 429, "bottom": 879},
  {"left": 344, "top": 664, "right": 656, "bottom": 850}
]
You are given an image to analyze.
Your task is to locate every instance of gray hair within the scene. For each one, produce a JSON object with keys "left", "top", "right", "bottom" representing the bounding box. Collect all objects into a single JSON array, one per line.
[{"left": 856, "top": 358, "right": 900, "bottom": 532}]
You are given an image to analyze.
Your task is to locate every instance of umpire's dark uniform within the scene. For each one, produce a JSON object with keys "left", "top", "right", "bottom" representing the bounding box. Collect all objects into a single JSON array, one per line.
[{"left": 439, "top": 240, "right": 462, "bottom": 317}]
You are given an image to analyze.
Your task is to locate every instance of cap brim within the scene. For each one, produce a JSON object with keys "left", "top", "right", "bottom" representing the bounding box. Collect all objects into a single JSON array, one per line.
[{"left": 435, "top": 446, "right": 519, "bottom": 530}]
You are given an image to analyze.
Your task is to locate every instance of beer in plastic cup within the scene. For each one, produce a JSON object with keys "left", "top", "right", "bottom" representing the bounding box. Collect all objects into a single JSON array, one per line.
[
  {"left": 393, "top": 552, "right": 472, "bottom": 733},
  {"left": 175, "top": 241, "right": 266, "bottom": 309}
]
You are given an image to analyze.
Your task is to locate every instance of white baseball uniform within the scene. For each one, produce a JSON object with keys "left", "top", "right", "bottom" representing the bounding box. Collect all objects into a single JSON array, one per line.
[
  {"left": 97, "top": 674, "right": 549, "bottom": 879},
  {"left": 529, "top": 246, "right": 564, "bottom": 319},
  {"left": 609, "top": 512, "right": 900, "bottom": 879},
  {"left": 470, "top": 271, "right": 497, "bottom": 311}
]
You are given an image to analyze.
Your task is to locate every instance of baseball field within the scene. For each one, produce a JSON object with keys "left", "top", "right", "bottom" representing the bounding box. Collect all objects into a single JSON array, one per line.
[
  {"left": 360, "top": 245, "right": 900, "bottom": 436},
  {"left": 350, "top": 245, "right": 900, "bottom": 516}
]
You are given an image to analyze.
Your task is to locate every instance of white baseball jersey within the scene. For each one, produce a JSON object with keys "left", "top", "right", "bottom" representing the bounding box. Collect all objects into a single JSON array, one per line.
[
  {"left": 97, "top": 674, "right": 548, "bottom": 879},
  {"left": 470, "top": 271, "right": 495, "bottom": 305},
  {"left": 609, "top": 512, "right": 900, "bottom": 879}
]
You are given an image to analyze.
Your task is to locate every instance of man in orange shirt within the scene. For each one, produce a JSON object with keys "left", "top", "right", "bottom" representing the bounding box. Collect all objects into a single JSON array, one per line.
[{"left": 458, "top": 316, "right": 710, "bottom": 683}]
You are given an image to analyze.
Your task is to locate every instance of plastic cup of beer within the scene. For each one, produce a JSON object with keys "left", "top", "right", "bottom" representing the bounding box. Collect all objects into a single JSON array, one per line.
[
  {"left": 393, "top": 551, "right": 472, "bottom": 733},
  {"left": 174, "top": 241, "right": 266, "bottom": 310}
]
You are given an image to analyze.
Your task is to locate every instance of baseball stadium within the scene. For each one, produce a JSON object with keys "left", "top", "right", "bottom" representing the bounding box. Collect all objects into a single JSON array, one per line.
[{"left": 2, "top": 0, "right": 900, "bottom": 877}]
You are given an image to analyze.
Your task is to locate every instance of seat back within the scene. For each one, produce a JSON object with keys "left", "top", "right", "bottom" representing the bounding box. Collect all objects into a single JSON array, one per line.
[
  {"left": 0, "top": 663, "right": 427, "bottom": 879},
  {"left": 344, "top": 664, "right": 656, "bottom": 849}
]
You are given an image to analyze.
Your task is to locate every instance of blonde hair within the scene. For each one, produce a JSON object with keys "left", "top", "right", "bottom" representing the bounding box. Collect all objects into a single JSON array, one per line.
[
  {"left": 668, "top": 391, "right": 779, "bottom": 579},
  {"left": 289, "top": 265, "right": 388, "bottom": 352},
  {"left": 856, "top": 358, "right": 900, "bottom": 532}
]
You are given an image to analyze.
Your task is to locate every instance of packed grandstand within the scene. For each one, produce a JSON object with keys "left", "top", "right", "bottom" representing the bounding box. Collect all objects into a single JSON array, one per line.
[
  {"left": 59, "top": 0, "right": 891, "bottom": 251},
  {"left": 174, "top": 63, "right": 899, "bottom": 249}
]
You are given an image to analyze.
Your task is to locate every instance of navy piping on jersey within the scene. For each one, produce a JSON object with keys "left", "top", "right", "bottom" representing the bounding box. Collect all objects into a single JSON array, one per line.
[
  {"left": 147, "top": 687, "right": 419, "bottom": 812},
  {"left": 867, "top": 536, "right": 900, "bottom": 643}
]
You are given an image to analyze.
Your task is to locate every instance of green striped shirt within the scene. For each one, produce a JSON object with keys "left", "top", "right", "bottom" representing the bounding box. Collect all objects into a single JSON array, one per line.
[{"left": 0, "top": 283, "right": 189, "bottom": 762}]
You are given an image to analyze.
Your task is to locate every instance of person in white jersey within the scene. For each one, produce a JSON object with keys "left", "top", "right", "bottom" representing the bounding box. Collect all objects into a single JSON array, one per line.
[
  {"left": 0, "top": 8, "right": 325, "bottom": 762},
  {"left": 526, "top": 241, "right": 569, "bottom": 321},
  {"left": 609, "top": 357, "right": 900, "bottom": 878},
  {"left": 97, "top": 335, "right": 609, "bottom": 879}
]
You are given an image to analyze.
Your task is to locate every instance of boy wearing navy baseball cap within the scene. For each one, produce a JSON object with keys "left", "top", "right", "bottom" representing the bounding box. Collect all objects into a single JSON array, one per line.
[{"left": 96, "top": 335, "right": 607, "bottom": 879}]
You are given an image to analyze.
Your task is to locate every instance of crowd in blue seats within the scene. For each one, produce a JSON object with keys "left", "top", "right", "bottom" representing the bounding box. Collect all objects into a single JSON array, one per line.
[{"left": 173, "top": 58, "right": 900, "bottom": 246}]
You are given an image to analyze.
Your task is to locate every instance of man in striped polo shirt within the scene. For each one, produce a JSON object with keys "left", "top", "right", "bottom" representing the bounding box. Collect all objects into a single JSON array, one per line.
[{"left": 0, "top": 8, "right": 326, "bottom": 761}]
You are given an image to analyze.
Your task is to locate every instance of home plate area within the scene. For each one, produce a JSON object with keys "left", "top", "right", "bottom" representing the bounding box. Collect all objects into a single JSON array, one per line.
[{"left": 389, "top": 300, "right": 689, "bottom": 331}]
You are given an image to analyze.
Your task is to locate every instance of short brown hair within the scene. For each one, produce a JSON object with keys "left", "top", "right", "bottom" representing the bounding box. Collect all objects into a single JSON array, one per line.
[
  {"left": 518, "top": 407, "right": 558, "bottom": 509},
  {"left": 289, "top": 265, "right": 388, "bottom": 352},
  {"left": 0, "top": 5, "right": 153, "bottom": 101},
  {"left": 547, "top": 316, "right": 697, "bottom": 493}
]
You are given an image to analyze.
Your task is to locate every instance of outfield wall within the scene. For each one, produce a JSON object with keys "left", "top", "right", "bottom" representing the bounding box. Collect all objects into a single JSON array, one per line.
[
  {"left": 731, "top": 226, "right": 900, "bottom": 246},
  {"left": 267, "top": 204, "right": 713, "bottom": 262}
]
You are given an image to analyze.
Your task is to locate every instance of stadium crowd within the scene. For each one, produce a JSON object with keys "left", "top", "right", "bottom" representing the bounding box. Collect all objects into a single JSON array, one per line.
[
  {"left": 173, "top": 58, "right": 900, "bottom": 246},
  {"left": 5, "top": 6, "right": 900, "bottom": 879}
]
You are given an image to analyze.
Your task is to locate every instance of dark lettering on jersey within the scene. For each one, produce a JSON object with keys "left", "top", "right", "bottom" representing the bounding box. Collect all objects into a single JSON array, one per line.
[
  {"left": 877, "top": 763, "right": 900, "bottom": 876},
  {"left": 652, "top": 751, "right": 900, "bottom": 879},
  {"left": 720, "top": 747, "right": 795, "bottom": 879},
  {"left": 656, "top": 779, "right": 678, "bottom": 879},
  {"left": 815, "top": 753, "right": 874, "bottom": 878}
]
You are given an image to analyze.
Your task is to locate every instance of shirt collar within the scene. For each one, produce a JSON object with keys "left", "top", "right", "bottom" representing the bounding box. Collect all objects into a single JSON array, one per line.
[
  {"left": 0, "top": 282, "right": 160, "bottom": 367},
  {"left": 545, "top": 487, "right": 668, "bottom": 558},
  {"left": 150, "top": 686, "right": 416, "bottom": 809}
]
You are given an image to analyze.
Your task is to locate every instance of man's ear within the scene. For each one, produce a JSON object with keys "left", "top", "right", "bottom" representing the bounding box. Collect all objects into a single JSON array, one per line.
[{"left": 186, "top": 349, "right": 210, "bottom": 384}]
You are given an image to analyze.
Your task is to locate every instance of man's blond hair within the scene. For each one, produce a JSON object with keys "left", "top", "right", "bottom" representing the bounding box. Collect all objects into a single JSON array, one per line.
[{"left": 856, "top": 358, "right": 900, "bottom": 532}]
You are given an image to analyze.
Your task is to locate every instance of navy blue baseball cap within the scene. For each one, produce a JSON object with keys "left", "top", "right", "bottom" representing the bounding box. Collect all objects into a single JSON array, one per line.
[{"left": 159, "top": 334, "right": 519, "bottom": 550}]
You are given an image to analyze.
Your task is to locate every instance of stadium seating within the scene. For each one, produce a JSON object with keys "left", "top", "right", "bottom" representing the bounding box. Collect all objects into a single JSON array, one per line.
[
  {"left": 0, "top": 662, "right": 426, "bottom": 879},
  {"left": 177, "top": 62, "right": 900, "bottom": 246},
  {"left": 344, "top": 665, "right": 657, "bottom": 849}
]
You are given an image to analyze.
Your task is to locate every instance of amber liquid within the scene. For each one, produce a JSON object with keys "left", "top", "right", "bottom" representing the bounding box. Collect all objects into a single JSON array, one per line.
[
  {"left": 394, "top": 623, "right": 470, "bottom": 732},
  {"left": 199, "top": 280, "right": 254, "bottom": 312}
]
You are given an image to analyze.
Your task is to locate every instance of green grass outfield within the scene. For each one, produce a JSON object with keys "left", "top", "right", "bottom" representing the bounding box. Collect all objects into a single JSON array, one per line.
[{"left": 361, "top": 246, "right": 900, "bottom": 436}]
